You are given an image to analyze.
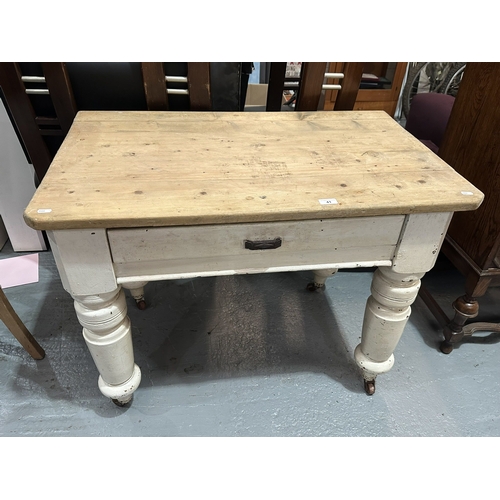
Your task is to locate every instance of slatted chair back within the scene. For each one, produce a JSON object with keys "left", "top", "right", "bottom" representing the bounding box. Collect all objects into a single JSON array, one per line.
[
  {"left": 0, "top": 62, "right": 77, "bottom": 182},
  {"left": 0, "top": 62, "right": 213, "bottom": 182},
  {"left": 141, "top": 62, "right": 212, "bottom": 111},
  {"left": 266, "top": 62, "right": 364, "bottom": 112}
]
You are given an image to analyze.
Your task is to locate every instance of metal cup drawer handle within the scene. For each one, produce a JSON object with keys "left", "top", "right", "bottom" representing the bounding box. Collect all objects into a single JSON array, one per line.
[{"left": 244, "top": 237, "right": 282, "bottom": 250}]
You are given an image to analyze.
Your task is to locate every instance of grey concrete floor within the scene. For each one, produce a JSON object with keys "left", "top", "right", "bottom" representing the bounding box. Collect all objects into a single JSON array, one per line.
[{"left": 1, "top": 238, "right": 499, "bottom": 437}]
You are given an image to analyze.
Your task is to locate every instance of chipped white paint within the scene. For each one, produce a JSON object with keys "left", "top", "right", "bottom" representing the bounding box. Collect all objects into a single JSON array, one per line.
[
  {"left": 312, "top": 268, "right": 339, "bottom": 287},
  {"left": 115, "top": 260, "right": 391, "bottom": 284},
  {"left": 47, "top": 230, "right": 117, "bottom": 295},
  {"left": 109, "top": 216, "right": 403, "bottom": 281},
  {"left": 121, "top": 281, "right": 148, "bottom": 303},
  {"left": 354, "top": 267, "right": 424, "bottom": 383},
  {"left": 108, "top": 217, "right": 404, "bottom": 263},
  {"left": 45, "top": 212, "right": 458, "bottom": 402},
  {"left": 392, "top": 212, "right": 452, "bottom": 274},
  {"left": 73, "top": 288, "right": 141, "bottom": 404},
  {"left": 353, "top": 214, "right": 451, "bottom": 386}
]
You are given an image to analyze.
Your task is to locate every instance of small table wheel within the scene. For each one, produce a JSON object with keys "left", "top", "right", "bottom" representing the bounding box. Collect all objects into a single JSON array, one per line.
[
  {"left": 136, "top": 299, "right": 147, "bottom": 310},
  {"left": 306, "top": 282, "right": 323, "bottom": 292},
  {"left": 364, "top": 379, "right": 376, "bottom": 396},
  {"left": 112, "top": 398, "right": 131, "bottom": 407}
]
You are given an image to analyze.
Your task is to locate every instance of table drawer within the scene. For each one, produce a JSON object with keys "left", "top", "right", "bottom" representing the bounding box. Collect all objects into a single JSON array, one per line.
[{"left": 108, "top": 216, "right": 405, "bottom": 280}]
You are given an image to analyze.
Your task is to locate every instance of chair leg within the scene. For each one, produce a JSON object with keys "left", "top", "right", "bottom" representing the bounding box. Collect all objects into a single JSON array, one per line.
[{"left": 0, "top": 287, "right": 45, "bottom": 360}]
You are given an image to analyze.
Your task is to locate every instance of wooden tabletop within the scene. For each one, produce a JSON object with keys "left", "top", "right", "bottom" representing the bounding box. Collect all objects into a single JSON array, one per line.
[{"left": 24, "top": 110, "right": 483, "bottom": 230}]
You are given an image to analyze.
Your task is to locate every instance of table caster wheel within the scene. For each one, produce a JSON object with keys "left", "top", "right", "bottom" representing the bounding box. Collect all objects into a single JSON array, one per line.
[
  {"left": 112, "top": 397, "right": 131, "bottom": 407},
  {"left": 306, "top": 282, "right": 323, "bottom": 292},
  {"left": 364, "top": 379, "right": 376, "bottom": 395},
  {"left": 440, "top": 340, "right": 454, "bottom": 354},
  {"left": 136, "top": 299, "right": 147, "bottom": 310}
]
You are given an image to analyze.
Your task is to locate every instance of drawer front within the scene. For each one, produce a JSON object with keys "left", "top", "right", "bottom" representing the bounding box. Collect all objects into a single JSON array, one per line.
[{"left": 108, "top": 216, "right": 404, "bottom": 280}]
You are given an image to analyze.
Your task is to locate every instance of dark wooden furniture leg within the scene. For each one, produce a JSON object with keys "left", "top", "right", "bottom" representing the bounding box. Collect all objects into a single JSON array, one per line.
[
  {"left": 0, "top": 286, "right": 45, "bottom": 360},
  {"left": 419, "top": 266, "right": 500, "bottom": 354},
  {"left": 441, "top": 275, "right": 493, "bottom": 353}
]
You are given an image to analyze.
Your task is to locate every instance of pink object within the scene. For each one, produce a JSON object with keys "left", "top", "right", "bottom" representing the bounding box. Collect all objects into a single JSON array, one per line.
[{"left": 0, "top": 253, "right": 39, "bottom": 288}]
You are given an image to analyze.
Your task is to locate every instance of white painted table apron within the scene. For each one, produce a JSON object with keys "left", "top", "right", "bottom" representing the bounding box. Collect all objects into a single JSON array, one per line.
[{"left": 24, "top": 111, "right": 483, "bottom": 405}]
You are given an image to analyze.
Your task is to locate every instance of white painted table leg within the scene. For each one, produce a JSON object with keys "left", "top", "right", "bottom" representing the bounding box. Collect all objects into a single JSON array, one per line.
[
  {"left": 73, "top": 287, "right": 141, "bottom": 405},
  {"left": 354, "top": 267, "right": 424, "bottom": 395},
  {"left": 121, "top": 280, "right": 148, "bottom": 310},
  {"left": 307, "top": 268, "right": 338, "bottom": 291}
]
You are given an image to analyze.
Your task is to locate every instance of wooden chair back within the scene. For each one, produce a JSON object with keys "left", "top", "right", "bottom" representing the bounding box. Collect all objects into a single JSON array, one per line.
[
  {"left": 0, "top": 62, "right": 76, "bottom": 182},
  {"left": 0, "top": 62, "right": 213, "bottom": 181},
  {"left": 141, "top": 62, "right": 211, "bottom": 111},
  {"left": 266, "top": 62, "right": 364, "bottom": 111}
]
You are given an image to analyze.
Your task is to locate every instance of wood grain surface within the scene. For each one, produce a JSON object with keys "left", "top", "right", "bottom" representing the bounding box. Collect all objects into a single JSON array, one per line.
[
  {"left": 24, "top": 110, "right": 483, "bottom": 230},
  {"left": 439, "top": 62, "right": 500, "bottom": 269}
]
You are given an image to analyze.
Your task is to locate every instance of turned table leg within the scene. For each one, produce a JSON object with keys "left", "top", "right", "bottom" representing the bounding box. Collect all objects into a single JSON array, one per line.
[
  {"left": 306, "top": 268, "right": 338, "bottom": 291},
  {"left": 355, "top": 267, "right": 424, "bottom": 395},
  {"left": 73, "top": 287, "right": 141, "bottom": 406},
  {"left": 122, "top": 280, "right": 149, "bottom": 310}
]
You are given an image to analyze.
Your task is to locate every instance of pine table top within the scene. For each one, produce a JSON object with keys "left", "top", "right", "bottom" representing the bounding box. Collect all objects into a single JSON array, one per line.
[{"left": 24, "top": 110, "right": 483, "bottom": 230}]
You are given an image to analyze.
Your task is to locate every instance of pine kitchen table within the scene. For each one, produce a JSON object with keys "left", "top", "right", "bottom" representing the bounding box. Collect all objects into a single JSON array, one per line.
[{"left": 24, "top": 110, "right": 483, "bottom": 405}]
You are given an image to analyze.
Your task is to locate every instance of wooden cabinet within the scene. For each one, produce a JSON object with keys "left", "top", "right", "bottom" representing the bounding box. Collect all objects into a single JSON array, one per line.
[
  {"left": 420, "top": 62, "right": 500, "bottom": 351},
  {"left": 322, "top": 62, "right": 407, "bottom": 116}
]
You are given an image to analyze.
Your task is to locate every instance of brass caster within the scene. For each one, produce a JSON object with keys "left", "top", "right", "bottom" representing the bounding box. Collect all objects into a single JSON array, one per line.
[
  {"left": 306, "top": 282, "right": 324, "bottom": 292},
  {"left": 136, "top": 299, "right": 147, "bottom": 310},
  {"left": 440, "top": 340, "right": 454, "bottom": 354},
  {"left": 364, "top": 379, "right": 376, "bottom": 396}
]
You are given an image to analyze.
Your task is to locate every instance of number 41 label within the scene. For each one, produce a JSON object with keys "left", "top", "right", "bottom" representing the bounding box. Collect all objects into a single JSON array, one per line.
[{"left": 319, "top": 198, "right": 338, "bottom": 205}]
